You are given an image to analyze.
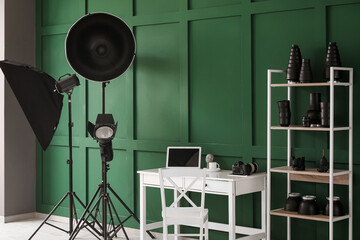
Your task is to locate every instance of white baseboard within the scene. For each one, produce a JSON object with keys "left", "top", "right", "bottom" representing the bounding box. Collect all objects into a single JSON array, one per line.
[
  {"left": 3, "top": 212, "right": 36, "bottom": 223},
  {"left": 34, "top": 212, "right": 70, "bottom": 223}
]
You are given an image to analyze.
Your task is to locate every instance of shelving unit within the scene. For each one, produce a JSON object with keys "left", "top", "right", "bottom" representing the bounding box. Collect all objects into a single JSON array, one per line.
[{"left": 266, "top": 67, "right": 353, "bottom": 240}]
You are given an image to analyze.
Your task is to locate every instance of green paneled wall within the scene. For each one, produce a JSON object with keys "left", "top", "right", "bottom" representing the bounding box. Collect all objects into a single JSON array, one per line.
[{"left": 36, "top": 0, "right": 360, "bottom": 239}]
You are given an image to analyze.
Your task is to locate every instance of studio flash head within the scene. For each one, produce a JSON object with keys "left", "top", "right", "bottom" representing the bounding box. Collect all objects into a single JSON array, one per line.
[{"left": 55, "top": 74, "right": 80, "bottom": 94}]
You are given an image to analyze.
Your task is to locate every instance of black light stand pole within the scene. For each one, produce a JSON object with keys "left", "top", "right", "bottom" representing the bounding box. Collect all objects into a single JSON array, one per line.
[
  {"left": 29, "top": 91, "right": 78, "bottom": 239},
  {"left": 102, "top": 82, "right": 107, "bottom": 114},
  {"left": 68, "top": 92, "right": 74, "bottom": 234},
  {"left": 102, "top": 148, "right": 108, "bottom": 240},
  {"left": 29, "top": 89, "right": 102, "bottom": 240}
]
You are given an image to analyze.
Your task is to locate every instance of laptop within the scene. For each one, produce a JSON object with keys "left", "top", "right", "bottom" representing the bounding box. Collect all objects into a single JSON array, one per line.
[{"left": 166, "top": 146, "right": 202, "bottom": 168}]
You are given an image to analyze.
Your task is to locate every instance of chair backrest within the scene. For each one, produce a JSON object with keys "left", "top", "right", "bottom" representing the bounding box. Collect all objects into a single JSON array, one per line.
[{"left": 159, "top": 168, "right": 206, "bottom": 215}]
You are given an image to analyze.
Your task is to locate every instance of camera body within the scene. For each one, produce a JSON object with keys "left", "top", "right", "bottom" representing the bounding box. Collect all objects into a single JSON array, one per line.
[{"left": 232, "top": 161, "right": 258, "bottom": 175}]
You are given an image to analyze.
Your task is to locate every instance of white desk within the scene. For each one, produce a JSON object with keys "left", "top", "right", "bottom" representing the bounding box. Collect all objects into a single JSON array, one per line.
[{"left": 138, "top": 169, "right": 266, "bottom": 240}]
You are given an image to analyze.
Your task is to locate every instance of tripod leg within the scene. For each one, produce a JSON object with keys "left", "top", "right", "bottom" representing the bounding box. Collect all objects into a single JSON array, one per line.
[
  {"left": 73, "top": 192, "right": 102, "bottom": 230},
  {"left": 106, "top": 199, "right": 117, "bottom": 237},
  {"left": 72, "top": 197, "right": 78, "bottom": 224},
  {"left": 108, "top": 195, "right": 129, "bottom": 240},
  {"left": 69, "top": 195, "right": 103, "bottom": 240},
  {"left": 69, "top": 186, "right": 102, "bottom": 240},
  {"left": 93, "top": 198, "right": 101, "bottom": 223},
  {"left": 72, "top": 195, "right": 102, "bottom": 239},
  {"left": 108, "top": 185, "right": 155, "bottom": 239},
  {"left": 28, "top": 192, "right": 69, "bottom": 240}
]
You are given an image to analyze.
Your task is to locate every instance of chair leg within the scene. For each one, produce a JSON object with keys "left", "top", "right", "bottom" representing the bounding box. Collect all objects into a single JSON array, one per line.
[
  {"left": 163, "top": 223, "right": 167, "bottom": 240},
  {"left": 200, "top": 223, "right": 204, "bottom": 240},
  {"left": 205, "top": 221, "right": 209, "bottom": 240}
]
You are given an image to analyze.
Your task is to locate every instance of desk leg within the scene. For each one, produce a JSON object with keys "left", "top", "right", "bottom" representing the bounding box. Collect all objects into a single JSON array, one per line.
[
  {"left": 262, "top": 178, "right": 266, "bottom": 240},
  {"left": 174, "top": 189, "right": 180, "bottom": 240},
  {"left": 229, "top": 184, "right": 236, "bottom": 240},
  {"left": 140, "top": 174, "right": 146, "bottom": 240}
]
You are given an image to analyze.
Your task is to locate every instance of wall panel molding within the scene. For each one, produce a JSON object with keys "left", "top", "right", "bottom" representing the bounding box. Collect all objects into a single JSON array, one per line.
[{"left": 37, "top": 0, "right": 360, "bottom": 238}]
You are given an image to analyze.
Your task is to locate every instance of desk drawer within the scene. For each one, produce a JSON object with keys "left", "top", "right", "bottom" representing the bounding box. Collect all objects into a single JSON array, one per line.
[
  {"left": 185, "top": 178, "right": 231, "bottom": 194},
  {"left": 143, "top": 174, "right": 182, "bottom": 188},
  {"left": 235, "top": 177, "right": 265, "bottom": 195}
]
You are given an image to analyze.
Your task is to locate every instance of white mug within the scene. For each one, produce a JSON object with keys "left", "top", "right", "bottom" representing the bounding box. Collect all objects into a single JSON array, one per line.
[{"left": 209, "top": 162, "right": 220, "bottom": 170}]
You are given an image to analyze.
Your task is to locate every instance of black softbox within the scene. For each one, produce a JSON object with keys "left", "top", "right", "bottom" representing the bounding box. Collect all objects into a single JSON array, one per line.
[{"left": 0, "top": 60, "right": 63, "bottom": 150}]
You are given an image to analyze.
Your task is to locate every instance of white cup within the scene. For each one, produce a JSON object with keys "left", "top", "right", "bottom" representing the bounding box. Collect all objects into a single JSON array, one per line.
[{"left": 209, "top": 162, "right": 220, "bottom": 170}]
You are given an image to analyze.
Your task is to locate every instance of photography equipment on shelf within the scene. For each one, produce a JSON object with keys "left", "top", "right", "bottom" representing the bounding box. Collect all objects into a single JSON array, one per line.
[
  {"left": 302, "top": 116, "right": 310, "bottom": 127},
  {"left": 232, "top": 161, "right": 258, "bottom": 175},
  {"left": 286, "top": 44, "right": 302, "bottom": 82},
  {"left": 325, "top": 42, "right": 342, "bottom": 81},
  {"left": 307, "top": 93, "right": 321, "bottom": 125},
  {"left": 284, "top": 193, "right": 302, "bottom": 212},
  {"left": 299, "top": 58, "right": 312, "bottom": 83},
  {"left": 317, "top": 149, "right": 329, "bottom": 173},
  {"left": 320, "top": 102, "right": 330, "bottom": 127},
  {"left": 298, "top": 195, "right": 319, "bottom": 215},
  {"left": 290, "top": 156, "right": 305, "bottom": 171},
  {"left": 65, "top": 12, "right": 154, "bottom": 240},
  {"left": 277, "top": 100, "right": 291, "bottom": 126},
  {"left": 323, "top": 196, "right": 345, "bottom": 216}
]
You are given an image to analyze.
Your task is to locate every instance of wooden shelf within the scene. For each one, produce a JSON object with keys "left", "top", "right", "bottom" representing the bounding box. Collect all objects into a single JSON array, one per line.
[
  {"left": 270, "top": 166, "right": 350, "bottom": 185},
  {"left": 271, "top": 82, "right": 351, "bottom": 87},
  {"left": 270, "top": 208, "right": 350, "bottom": 222},
  {"left": 271, "top": 125, "right": 350, "bottom": 131}
]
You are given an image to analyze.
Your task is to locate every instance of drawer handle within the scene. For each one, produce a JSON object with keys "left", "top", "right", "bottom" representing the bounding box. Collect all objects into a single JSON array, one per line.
[{"left": 205, "top": 184, "right": 208, "bottom": 187}]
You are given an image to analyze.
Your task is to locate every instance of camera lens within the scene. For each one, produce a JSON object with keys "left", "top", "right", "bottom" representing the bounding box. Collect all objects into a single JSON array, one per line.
[{"left": 249, "top": 162, "right": 258, "bottom": 174}]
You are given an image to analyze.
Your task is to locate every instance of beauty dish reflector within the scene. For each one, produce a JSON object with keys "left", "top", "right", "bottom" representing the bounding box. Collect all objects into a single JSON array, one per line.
[{"left": 65, "top": 12, "right": 136, "bottom": 82}]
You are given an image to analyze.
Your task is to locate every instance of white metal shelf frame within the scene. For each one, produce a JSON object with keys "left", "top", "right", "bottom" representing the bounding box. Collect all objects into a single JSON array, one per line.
[{"left": 266, "top": 67, "right": 353, "bottom": 240}]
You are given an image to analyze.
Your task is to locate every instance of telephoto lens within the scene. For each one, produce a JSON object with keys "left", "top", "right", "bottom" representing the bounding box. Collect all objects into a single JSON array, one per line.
[{"left": 277, "top": 100, "right": 291, "bottom": 126}]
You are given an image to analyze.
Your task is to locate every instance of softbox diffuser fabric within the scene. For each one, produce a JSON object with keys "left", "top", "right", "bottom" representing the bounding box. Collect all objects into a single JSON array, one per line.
[{"left": 0, "top": 60, "right": 63, "bottom": 150}]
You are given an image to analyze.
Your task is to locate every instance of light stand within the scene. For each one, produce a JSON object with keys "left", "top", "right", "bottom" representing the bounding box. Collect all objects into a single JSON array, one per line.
[
  {"left": 29, "top": 75, "right": 102, "bottom": 239},
  {"left": 69, "top": 83, "right": 154, "bottom": 240}
]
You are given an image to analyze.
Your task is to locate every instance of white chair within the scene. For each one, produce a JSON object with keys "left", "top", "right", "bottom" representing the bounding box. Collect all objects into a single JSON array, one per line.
[{"left": 159, "top": 167, "right": 208, "bottom": 240}]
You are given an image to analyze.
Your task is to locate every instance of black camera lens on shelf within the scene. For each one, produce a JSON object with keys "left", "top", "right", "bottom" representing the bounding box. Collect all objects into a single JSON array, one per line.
[
  {"left": 277, "top": 100, "right": 291, "bottom": 126},
  {"left": 302, "top": 116, "right": 310, "bottom": 127},
  {"left": 323, "top": 196, "right": 345, "bottom": 216},
  {"left": 284, "top": 193, "right": 302, "bottom": 212},
  {"left": 307, "top": 93, "right": 321, "bottom": 125},
  {"left": 290, "top": 156, "right": 305, "bottom": 171},
  {"left": 320, "top": 102, "right": 330, "bottom": 127},
  {"left": 232, "top": 161, "right": 258, "bottom": 175},
  {"left": 286, "top": 44, "right": 302, "bottom": 82}
]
